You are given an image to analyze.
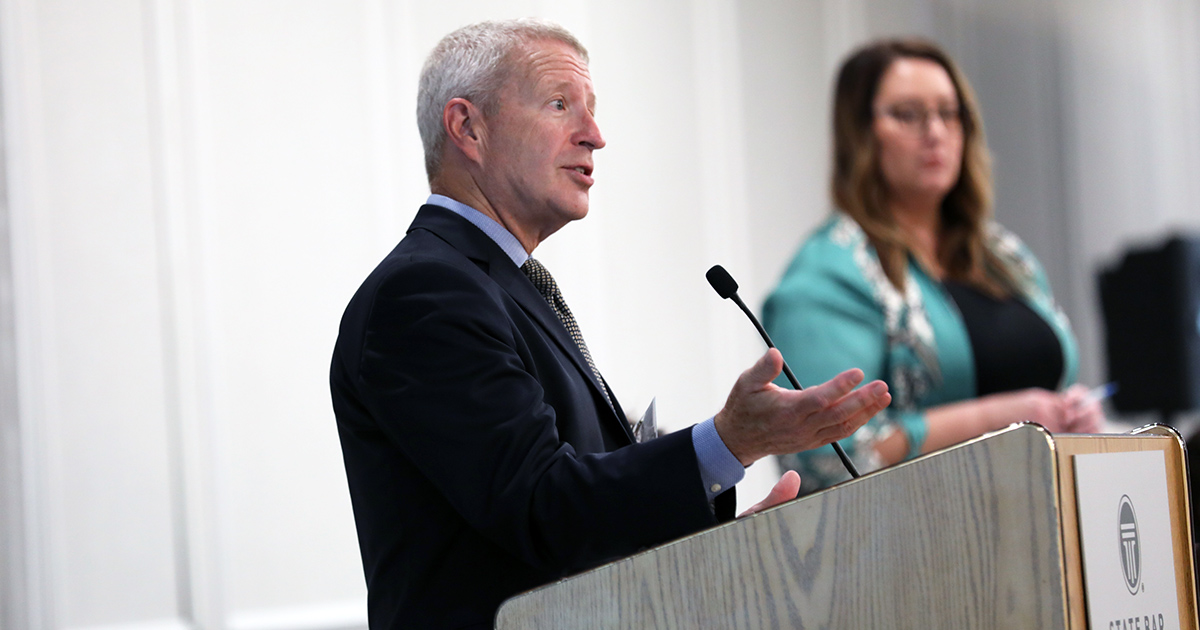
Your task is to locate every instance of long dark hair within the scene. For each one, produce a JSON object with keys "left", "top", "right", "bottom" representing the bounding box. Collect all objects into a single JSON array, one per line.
[{"left": 831, "top": 38, "right": 1018, "bottom": 297}]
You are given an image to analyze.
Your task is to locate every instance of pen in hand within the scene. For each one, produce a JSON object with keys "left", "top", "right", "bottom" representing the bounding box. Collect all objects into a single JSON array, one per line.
[{"left": 1080, "top": 382, "right": 1117, "bottom": 406}]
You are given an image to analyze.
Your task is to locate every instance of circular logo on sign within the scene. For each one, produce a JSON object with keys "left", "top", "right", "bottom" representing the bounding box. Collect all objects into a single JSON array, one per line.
[{"left": 1118, "top": 494, "right": 1141, "bottom": 594}]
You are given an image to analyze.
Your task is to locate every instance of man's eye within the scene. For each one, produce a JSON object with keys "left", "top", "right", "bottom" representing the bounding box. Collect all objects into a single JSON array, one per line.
[{"left": 551, "top": 99, "right": 565, "bottom": 110}]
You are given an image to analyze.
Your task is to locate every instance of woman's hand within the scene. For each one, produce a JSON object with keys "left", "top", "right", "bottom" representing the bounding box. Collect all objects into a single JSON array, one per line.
[
  {"left": 875, "top": 384, "right": 1109, "bottom": 466},
  {"left": 981, "top": 386, "right": 1106, "bottom": 433},
  {"left": 1059, "top": 384, "right": 1107, "bottom": 433},
  {"left": 981, "top": 388, "right": 1071, "bottom": 431}
]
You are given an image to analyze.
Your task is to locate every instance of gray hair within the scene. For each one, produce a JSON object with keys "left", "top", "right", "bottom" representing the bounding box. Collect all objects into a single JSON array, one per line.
[{"left": 417, "top": 18, "right": 589, "bottom": 181}]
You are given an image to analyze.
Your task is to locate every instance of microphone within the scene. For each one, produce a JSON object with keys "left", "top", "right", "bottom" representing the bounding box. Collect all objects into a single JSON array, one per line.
[{"left": 705, "top": 265, "right": 860, "bottom": 478}]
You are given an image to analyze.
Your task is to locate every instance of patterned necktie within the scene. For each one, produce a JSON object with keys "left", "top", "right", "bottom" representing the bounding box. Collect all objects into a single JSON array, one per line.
[{"left": 520, "top": 258, "right": 613, "bottom": 409}]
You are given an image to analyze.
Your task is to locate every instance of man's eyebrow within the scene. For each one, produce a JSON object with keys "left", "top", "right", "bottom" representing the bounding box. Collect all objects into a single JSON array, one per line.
[{"left": 540, "top": 78, "right": 596, "bottom": 112}]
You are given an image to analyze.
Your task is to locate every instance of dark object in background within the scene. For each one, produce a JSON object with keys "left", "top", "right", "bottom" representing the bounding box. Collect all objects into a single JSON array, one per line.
[{"left": 1098, "top": 235, "right": 1200, "bottom": 417}]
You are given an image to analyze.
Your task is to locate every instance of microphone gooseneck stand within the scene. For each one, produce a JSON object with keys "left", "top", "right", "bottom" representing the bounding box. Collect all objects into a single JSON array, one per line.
[{"left": 706, "top": 264, "right": 860, "bottom": 479}]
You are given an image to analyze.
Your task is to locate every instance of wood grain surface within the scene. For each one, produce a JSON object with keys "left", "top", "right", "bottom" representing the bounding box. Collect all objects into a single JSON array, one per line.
[{"left": 497, "top": 424, "right": 1071, "bottom": 629}]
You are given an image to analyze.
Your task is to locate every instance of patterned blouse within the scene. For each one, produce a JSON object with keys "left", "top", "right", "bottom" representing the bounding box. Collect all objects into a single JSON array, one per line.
[{"left": 761, "top": 212, "right": 1078, "bottom": 493}]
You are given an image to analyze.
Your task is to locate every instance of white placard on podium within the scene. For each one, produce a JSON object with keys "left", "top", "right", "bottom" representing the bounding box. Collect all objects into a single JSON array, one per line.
[{"left": 1075, "top": 450, "right": 1179, "bottom": 630}]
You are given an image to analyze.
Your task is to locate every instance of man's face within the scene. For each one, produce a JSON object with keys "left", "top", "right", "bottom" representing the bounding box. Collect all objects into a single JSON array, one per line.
[{"left": 475, "top": 39, "right": 605, "bottom": 245}]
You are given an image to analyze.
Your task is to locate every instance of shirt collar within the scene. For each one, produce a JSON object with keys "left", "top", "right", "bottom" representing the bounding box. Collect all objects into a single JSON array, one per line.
[{"left": 427, "top": 194, "right": 529, "bottom": 267}]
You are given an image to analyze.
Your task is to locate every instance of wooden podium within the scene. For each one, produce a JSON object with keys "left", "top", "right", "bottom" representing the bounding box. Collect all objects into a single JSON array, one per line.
[{"left": 495, "top": 424, "right": 1198, "bottom": 629}]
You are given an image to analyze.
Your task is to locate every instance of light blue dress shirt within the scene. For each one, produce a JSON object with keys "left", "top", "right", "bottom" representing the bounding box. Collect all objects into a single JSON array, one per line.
[{"left": 428, "top": 194, "right": 745, "bottom": 502}]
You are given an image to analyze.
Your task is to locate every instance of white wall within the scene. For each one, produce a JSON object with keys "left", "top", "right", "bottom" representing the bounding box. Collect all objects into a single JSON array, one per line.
[
  {"left": 2, "top": 1, "right": 1198, "bottom": 629},
  {"left": 1056, "top": 0, "right": 1200, "bottom": 389},
  {"left": 0, "top": 1, "right": 761, "bottom": 628}
]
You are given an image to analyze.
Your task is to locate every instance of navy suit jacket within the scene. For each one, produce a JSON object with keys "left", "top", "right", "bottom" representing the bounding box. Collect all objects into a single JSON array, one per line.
[{"left": 331, "top": 206, "right": 733, "bottom": 629}]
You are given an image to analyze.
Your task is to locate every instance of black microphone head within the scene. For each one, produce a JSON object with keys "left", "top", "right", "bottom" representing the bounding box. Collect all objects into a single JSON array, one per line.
[{"left": 706, "top": 265, "right": 739, "bottom": 299}]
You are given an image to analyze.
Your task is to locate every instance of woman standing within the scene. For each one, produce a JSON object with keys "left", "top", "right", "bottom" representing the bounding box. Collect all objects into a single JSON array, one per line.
[{"left": 763, "top": 39, "right": 1104, "bottom": 493}]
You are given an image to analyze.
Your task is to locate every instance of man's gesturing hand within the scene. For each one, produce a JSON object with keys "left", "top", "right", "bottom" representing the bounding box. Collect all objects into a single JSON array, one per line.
[{"left": 713, "top": 349, "right": 891, "bottom": 466}]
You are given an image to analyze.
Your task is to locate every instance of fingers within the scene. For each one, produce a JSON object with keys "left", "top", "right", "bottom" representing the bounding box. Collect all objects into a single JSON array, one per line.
[
  {"left": 738, "top": 470, "right": 802, "bottom": 518},
  {"left": 811, "top": 383, "right": 891, "bottom": 444},
  {"left": 816, "top": 380, "right": 889, "bottom": 427},
  {"left": 793, "top": 367, "right": 866, "bottom": 412},
  {"left": 739, "top": 349, "right": 784, "bottom": 392},
  {"left": 760, "top": 470, "right": 801, "bottom": 507},
  {"left": 1060, "top": 384, "right": 1088, "bottom": 407},
  {"left": 717, "top": 362, "right": 887, "bottom": 464},
  {"left": 1009, "top": 388, "right": 1065, "bottom": 430},
  {"left": 1058, "top": 386, "right": 1107, "bottom": 433},
  {"left": 1065, "top": 399, "right": 1105, "bottom": 433}
]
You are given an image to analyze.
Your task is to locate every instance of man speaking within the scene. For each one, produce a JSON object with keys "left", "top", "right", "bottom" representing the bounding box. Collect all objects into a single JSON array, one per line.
[{"left": 330, "top": 18, "right": 891, "bottom": 629}]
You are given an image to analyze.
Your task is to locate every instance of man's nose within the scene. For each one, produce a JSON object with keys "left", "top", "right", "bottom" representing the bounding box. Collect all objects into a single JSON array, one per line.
[{"left": 578, "top": 111, "right": 605, "bottom": 150}]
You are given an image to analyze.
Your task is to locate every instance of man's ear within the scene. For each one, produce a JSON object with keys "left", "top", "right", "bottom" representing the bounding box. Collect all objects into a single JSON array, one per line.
[{"left": 443, "top": 97, "right": 484, "bottom": 164}]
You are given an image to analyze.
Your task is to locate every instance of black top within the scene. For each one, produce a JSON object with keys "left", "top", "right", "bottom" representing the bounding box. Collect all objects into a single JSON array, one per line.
[{"left": 943, "top": 280, "right": 1063, "bottom": 396}]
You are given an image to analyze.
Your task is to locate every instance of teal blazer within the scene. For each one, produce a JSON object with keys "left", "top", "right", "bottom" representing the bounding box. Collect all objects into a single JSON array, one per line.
[{"left": 762, "top": 213, "right": 1078, "bottom": 492}]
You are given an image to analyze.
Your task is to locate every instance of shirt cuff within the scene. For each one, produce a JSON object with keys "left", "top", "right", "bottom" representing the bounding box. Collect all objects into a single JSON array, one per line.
[{"left": 692, "top": 418, "right": 745, "bottom": 502}]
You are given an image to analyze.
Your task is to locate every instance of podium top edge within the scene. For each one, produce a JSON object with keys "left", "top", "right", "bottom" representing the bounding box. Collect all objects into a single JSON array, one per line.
[{"left": 1129, "top": 422, "right": 1185, "bottom": 443}]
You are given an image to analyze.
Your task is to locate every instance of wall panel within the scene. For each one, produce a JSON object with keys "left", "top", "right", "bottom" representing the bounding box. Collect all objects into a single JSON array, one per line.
[
  {"left": 736, "top": 0, "right": 837, "bottom": 296},
  {"left": 199, "top": 0, "right": 375, "bottom": 616},
  {"left": 0, "top": 3, "right": 29, "bottom": 626},
  {"left": 16, "top": 0, "right": 180, "bottom": 626}
]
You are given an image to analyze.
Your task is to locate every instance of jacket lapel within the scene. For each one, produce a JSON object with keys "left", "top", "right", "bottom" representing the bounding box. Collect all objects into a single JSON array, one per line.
[{"left": 409, "top": 206, "right": 634, "bottom": 443}]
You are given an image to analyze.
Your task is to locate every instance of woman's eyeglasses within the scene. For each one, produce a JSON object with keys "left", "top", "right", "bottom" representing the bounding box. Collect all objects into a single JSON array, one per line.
[{"left": 877, "top": 104, "right": 963, "bottom": 132}]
